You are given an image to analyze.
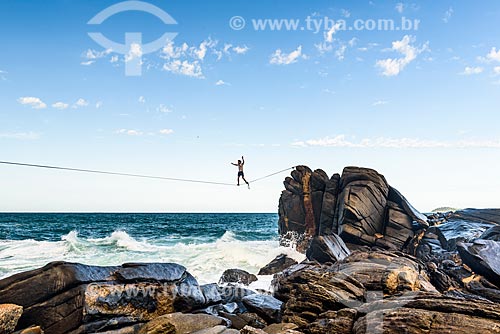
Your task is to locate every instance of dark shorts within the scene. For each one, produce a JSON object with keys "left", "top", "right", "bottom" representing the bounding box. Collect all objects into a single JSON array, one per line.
[{"left": 238, "top": 171, "right": 244, "bottom": 177}]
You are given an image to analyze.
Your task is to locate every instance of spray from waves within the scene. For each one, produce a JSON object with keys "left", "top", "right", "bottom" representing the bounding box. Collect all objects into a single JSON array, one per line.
[{"left": 0, "top": 230, "right": 305, "bottom": 284}]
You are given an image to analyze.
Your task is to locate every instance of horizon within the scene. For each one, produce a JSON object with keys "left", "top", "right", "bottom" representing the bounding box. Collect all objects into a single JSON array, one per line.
[{"left": 1, "top": 0, "right": 500, "bottom": 212}]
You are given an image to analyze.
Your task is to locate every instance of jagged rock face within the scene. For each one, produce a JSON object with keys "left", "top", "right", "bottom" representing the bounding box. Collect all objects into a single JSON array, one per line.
[
  {"left": 278, "top": 166, "right": 428, "bottom": 252},
  {"left": 272, "top": 250, "right": 437, "bottom": 328},
  {"left": 0, "top": 262, "right": 210, "bottom": 334}
]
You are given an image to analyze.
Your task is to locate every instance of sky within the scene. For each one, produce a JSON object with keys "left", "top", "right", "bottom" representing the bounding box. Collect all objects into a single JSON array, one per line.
[{"left": 1, "top": 0, "right": 500, "bottom": 212}]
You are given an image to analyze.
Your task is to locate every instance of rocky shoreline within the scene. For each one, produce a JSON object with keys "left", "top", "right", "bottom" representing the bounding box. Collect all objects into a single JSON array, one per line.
[{"left": 1, "top": 165, "right": 499, "bottom": 333}]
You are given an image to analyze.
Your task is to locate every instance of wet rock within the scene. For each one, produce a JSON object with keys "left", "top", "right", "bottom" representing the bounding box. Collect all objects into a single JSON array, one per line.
[
  {"left": 138, "top": 313, "right": 225, "bottom": 334},
  {"left": 0, "top": 304, "right": 23, "bottom": 334},
  {"left": 242, "top": 294, "right": 283, "bottom": 323},
  {"left": 305, "top": 234, "right": 350, "bottom": 264},
  {"left": 219, "top": 269, "right": 258, "bottom": 286},
  {"left": 218, "top": 286, "right": 255, "bottom": 304},
  {"left": 480, "top": 226, "right": 500, "bottom": 241},
  {"left": 258, "top": 255, "right": 298, "bottom": 276},
  {"left": 457, "top": 240, "right": 500, "bottom": 287}
]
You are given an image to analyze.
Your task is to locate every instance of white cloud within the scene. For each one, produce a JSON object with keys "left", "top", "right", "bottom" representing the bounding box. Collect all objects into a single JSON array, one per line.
[
  {"left": 95, "top": 101, "right": 103, "bottom": 109},
  {"left": 157, "top": 104, "right": 173, "bottom": 113},
  {"left": 340, "top": 9, "right": 351, "bottom": 18},
  {"left": 443, "top": 7, "right": 454, "bottom": 23},
  {"left": 292, "top": 135, "right": 500, "bottom": 149},
  {"left": 125, "top": 43, "right": 143, "bottom": 63},
  {"left": 460, "top": 66, "right": 483, "bottom": 75},
  {"left": 52, "top": 102, "right": 69, "bottom": 110},
  {"left": 335, "top": 45, "right": 347, "bottom": 61},
  {"left": 372, "top": 100, "right": 388, "bottom": 106},
  {"left": 138, "top": 96, "right": 146, "bottom": 103},
  {"left": 395, "top": 3, "right": 405, "bottom": 13},
  {"left": 73, "top": 98, "right": 89, "bottom": 108},
  {"left": 163, "top": 59, "right": 204, "bottom": 78},
  {"left": 0, "top": 69, "right": 6, "bottom": 80},
  {"left": 376, "top": 35, "right": 428, "bottom": 76},
  {"left": 0, "top": 131, "right": 40, "bottom": 140},
  {"left": 110, "top": 55, "right": 119, "bottom": 63},
  {"left": 17, "top": 97, "right": 47, "bottom": 109},
  {"left": 116, "top": 129, "right": 143, "bottom": 136},
  {"left": 82, "top": 48, "right": 112, "bottom": 65},
  {"left": 494, "top": 66, "right": 500, "bottom": 75},
  {"left": 270, "top": 45, "right": 304, "bottom": 65},
  {"left": 215, "top": 79, "right": 230, "bottom": 86},
  {"left": 233, "top": 45, "right": 250, "bottom": 54},
  {"left": 159, "top": 129, "right": 174, "bottom": 135},
  {"left": 486, "top": 47, "right": 500, "bottom": 62}
]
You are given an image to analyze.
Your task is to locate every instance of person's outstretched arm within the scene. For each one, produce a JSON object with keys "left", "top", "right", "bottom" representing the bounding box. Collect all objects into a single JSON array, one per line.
[
  {"left": 231, "top": 162, "right": 238, "bottom": 166},
  {"left": 241, "top": 156, "right": 245, "bottom": 165}
]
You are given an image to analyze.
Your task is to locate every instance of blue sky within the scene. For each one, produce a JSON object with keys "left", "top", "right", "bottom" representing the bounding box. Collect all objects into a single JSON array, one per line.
[{"left": 1, "top": 0, "right": 500, "bottom": 212}]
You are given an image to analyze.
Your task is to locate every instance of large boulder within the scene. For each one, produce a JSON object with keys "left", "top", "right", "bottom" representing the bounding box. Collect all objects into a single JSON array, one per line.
[
  {"left": 457, "top": 240, "right": 500, "bottom": 288},
  {"left": 138, "top": 313, "right": 226, "bottom": 334},
  {"left": 0, "top": 262, "right": 208, "bottom": 334},
  {"left": 306, "top": 234, "right": 350, "bottom": 264},
  {"left": 353, "top": 292, "right": 500, "bottom": 334},
  {"left": 219, "top": 269, "right": 258, "bottom": 286},
  {"left": 278, "top": 166, "right": 428, "bottom": 253},
  {"left": 241, "top": 294, "right": 283, "bottom": 323},
  {"left": 258, "top": 255, "right": 298, "bottom": 276}
]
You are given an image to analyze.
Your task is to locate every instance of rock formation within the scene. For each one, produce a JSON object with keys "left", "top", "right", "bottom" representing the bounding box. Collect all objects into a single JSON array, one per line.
[{"left": 279, "top": 166, "right": 428, "bottom": 252}]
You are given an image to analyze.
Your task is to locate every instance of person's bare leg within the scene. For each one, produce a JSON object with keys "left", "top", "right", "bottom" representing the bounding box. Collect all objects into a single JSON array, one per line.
[
  {"left": 242, "top": 176, "right": 249, "bottom": 185},
  {"left": 237, "top": 175, "right": 240, "bottom": 186}
]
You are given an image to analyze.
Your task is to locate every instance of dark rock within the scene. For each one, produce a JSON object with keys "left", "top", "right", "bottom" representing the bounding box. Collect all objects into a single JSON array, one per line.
[
  {"left": 0, "top": 304, "right": 23, "bottom": 334},
  {"left": 318, "top": 174, "right": 340, "bottom": 235},
  {"left": 458, "top": 240, "right": 500, "bottom": 287},
  {"left": 258, "top": 255, "right": 297, "bottom": 276},
  {"left": 332, "top": 251, "right": 437, "bottom": 295},
  {"left": 305, "top": 234, "right": 350, "bottom": 264},
  {"left": 201, "top": 284, "right": 222, "bottom": 305},
  {"left": 138, "top": 313, "right": 225, "bottom": 334},
  {"left": 353, "top": 292, "right": 500, "bottom": 334},
  {"left": 0, "top": 262, "right": 207, "bottom": 334},
  {"left": 241, "top": 294, "right": 283, "bottom": 323},
  {"left": 273, "top": 264, "right": 365, "bottom": 327},
  {"left": 451, "top": 209, "right": 500, "bottom": 225},
  {"left": 218, "top": 286, "right": 255, "bottom": 304},
  {"left": 278, "top": 166, "right": 429, "bottom": 253},
  {"left": 219, "top": 312, "right": 267, "bottom": 330},
  {"left": 336, "top": 167, "right": 389, "bottom": 246},
  {"left": 219, "top": 269, "right": 258, "bottom": 286},
  {"left": 305, "top": 308, "right": 356, "bottom": 334},
  {"left": 480, "top": 226, "right": 500, "bottom": 241}
]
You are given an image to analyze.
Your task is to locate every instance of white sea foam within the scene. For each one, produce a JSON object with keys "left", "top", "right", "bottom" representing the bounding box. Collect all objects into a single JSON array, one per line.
[{"left": 0, "top": 230, "right": 305, "bottom": 285}]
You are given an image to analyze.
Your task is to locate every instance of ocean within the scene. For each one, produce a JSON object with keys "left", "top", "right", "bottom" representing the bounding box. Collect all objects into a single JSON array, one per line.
[{"left": 0, "top": 213, "right": 304, "bottom": 285}]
